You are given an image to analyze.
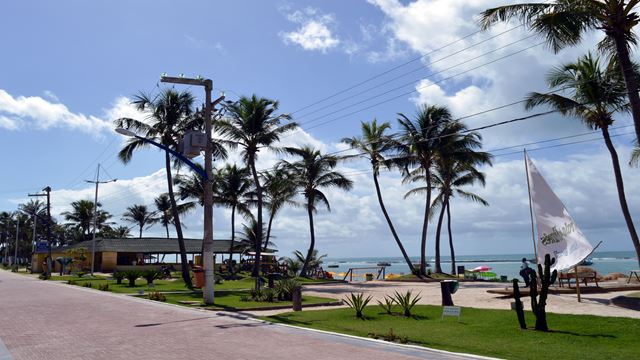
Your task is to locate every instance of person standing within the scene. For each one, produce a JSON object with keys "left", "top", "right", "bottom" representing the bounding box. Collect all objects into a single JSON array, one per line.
[{"left": 519, "top": 258, "right": 532, "bottom": 287}]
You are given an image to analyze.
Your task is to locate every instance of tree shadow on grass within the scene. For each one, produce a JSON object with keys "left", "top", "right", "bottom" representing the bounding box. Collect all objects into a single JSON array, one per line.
[
  {"left": 549, "top": 330, "right": 616, "bottom": 339},
  {"left": 265, "top": 315, "right": 314, "bottom": 327}
]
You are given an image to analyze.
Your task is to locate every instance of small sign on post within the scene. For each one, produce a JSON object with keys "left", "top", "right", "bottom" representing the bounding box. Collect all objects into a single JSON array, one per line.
[{"left": 441, "top": 306, "right": 461, "bottom": 321}]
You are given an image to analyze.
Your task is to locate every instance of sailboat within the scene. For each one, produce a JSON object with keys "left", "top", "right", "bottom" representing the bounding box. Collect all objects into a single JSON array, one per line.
[{"left": 524, "top": 151, "right": 600, "bottom": 284}]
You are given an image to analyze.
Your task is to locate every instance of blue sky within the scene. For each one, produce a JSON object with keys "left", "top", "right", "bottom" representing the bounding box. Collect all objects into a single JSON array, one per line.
[{"left": 1, "top": 0, "right": 639, "bottom": 259}]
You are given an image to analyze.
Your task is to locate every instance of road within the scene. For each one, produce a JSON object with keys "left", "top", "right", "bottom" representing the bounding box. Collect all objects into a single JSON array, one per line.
[{"left": 0, "top": 271, "right": 485, "bottom": 360}]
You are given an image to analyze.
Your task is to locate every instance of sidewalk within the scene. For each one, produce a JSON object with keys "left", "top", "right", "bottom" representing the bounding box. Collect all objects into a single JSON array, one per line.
[{"left": 0, "top": 271, "right": 484, "bottom": 360}]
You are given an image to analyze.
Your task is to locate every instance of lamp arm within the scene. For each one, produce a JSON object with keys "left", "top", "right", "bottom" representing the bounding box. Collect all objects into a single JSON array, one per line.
[{"left": 132, "top": 135, "right": 208, "bottom": 180}]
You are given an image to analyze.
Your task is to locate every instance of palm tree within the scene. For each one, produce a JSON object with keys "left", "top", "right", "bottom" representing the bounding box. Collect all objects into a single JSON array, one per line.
[
  {"left": 342, "top": 119, "right": 417, "bottom": 275},
  {"left": 152, "top": 194, "right": 194, "bottom": 238},
  {"left": 525, "top": 53, "right": 640, "bottom": 266},
  {"left": 61, "top": 200, "right": 112, "bottom": 242},
  {"left": 100, "top": 225, "right": 132, "bottom": 239},
  {"left": 218, "top": 94, "right": 298, "bottom": 285},
  {"left": 480, "top": 0, "right": 640, "bottom": 144},
  {"left": 121, "top": 204, "right": 155, "bottom": 238},
  {"left": 631, "top": 142, "right": 640, "bottom": 166},
  {"left": 19, "top": 199, "right": 46, "bottom": 247},
  {"left": 396, "top": 105, "right": 453, "bottom": 276},
  {"left": 261, "top": 166, "right": 298, "bottom": 251},
  {"left": 281, "top": 146, "right": 353, "bottom": 277},
  {"left": 114, "top": 88, "right": 195, "bottom": 288},
  {"left": 429, "top": 123, "right": 492, "bottom": 274},
  {"left": 292, "top": 249, "right": 327, "bottom": 270},
  {"left": 214, "top": 164, "right": 253, "bottom": 270}
]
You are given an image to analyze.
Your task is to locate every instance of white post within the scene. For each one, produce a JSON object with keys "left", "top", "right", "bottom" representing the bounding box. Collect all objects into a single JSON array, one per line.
[
  {"left": 14, "top": 216, "right": 20, "bottom": 267},
  {"left": 90, "top": 165, "right": 100, "bottom": 276}
]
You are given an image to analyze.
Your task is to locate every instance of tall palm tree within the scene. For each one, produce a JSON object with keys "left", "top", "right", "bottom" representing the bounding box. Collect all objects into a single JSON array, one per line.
[
  {"left": 631, "top": 142, "right": 640, "bottom": 166},
  {"left": 261, "top": 166, "right": 298, "bottom": 251},
  {"left": 525, "top": 53, "right": 640, "bottom": 266},
  {"left": 281, "top": 146, "right": 353, "bottom": 277},
  {"left": 115, "top": 89, "right": 195, "bottom": 288},
  {"left": 152, "top": 194, "right": 194, "bottom": 238},
  {"left": 214, "top": 164, "right": 253, "bottom": 270},
  {"left": 19, "top": 199, "right": 46, "bottom": 247},
  {"left": 218, "top": 94, "right": 298, "bottom": 285},
  {"left": 428, "top": 124, "right": 492, "bottom": 274},
  {"left": 480, "top": 0, "right": 640, "bottom": 143},
  {"left": 61, "top": 200, "right": 112, "bottom": 242},
  {"left": 342, "top": 119, "right": 417, "bottom": 275},
  {"left": 396, "top": 105, "right": 453, "bottom": 276},
  {"left": 121, "top": 204, "right": 155, "bottom": 238}
]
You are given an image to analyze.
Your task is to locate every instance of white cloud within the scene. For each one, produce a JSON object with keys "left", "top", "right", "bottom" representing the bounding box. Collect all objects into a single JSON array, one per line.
[
  {"left": 43, "top": 90, "right": 59, "bottom": 102},
  {"left": 280, "top": 7, "right": 340, "bottom": 53},
  {"left": 184, "top": 34, "right": 225, "bottom": 53},
  {"left": 0, "top": 89, "right": 115, "bottom": 135}
]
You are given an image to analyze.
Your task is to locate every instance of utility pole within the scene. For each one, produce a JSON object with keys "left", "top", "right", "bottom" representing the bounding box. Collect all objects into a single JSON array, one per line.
[
  {"left": 85, "top": 164, "right": 116, "bottom": 275},
  {"left": 160, "top": 75, "right": 223, "bottom": 305},
  {"left": 29, "top": 187, "right": 52, "bottom": 276},
  {"left": 13, "top": 215, "right": 20, "bottom": 269}
]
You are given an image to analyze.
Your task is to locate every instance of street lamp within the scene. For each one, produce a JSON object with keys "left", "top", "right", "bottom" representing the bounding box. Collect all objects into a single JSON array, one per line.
[{"left": 115, "top": 75, "right": 223, "bottom": 305}]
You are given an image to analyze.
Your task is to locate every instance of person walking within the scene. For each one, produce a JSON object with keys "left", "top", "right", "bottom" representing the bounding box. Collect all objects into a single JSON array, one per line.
[{"left": 519, "top": 258, "right": 532, "bottom": 287}]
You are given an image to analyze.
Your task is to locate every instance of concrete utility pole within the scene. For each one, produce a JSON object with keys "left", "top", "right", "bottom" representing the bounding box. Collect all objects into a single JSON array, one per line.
[
  {"left": 86, "top": 164, "right": 116, "bottom": 275},
  {"left": 29, "top": 187, "right": 52, "bottom": 276},
  {"left": 160, "top": 75, "right": 223, "bottom": 305}
]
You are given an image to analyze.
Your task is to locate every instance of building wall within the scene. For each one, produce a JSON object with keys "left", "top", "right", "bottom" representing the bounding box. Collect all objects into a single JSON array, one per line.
[{"left": 101, "top": 252, "right": 117, "bottom": 272}]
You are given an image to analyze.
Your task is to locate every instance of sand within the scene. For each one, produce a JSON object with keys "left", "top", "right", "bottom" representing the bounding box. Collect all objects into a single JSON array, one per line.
[{"left": 244, "top": 279, "right": 640, "bottom": 319}]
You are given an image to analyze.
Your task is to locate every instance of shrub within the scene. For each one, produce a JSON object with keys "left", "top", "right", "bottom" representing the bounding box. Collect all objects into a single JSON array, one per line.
[
  {"left": 75, "top": 271, "right": 85, "bottom": 278},
  {"left": 377, "top": 295, "right": 395, "bottom": 315},
  {"left": 123, "top": 270, "right": 141, "bottom": 287},
  {"left": 141, "top": 269, "right": 161, "bottom": 285},
  {"left": 67, "top": 280, "right": 76, "bottom": 285},
  {"left": 98, "top": 283, "right": 110, "bottom": 291},
  {"left": 276, "top": 279, "right": 301, "bottom": 301},
  {"left": 38, "top": 273, "right": 50, "bottom": 280},
  {"left": 148, "top": 291, "right": 166, "bottom": 302},
  {"left": 240, "top": 295, "right": 251, "bottom": 302},
  {"left": 368, "top": 329, "right": 407, "bottom": 344},
  {"left": 113, "top": 271, "right": 125, "bottom": 284},
  {"left": 260, "top": 288, "right": 276, "bottom": 303},
  {"left": 392, "top": 290, "right": 421, "bottom": 317},
  {"left": 343, "top": 293, "right": 372, "bottom": 319},
  {"left": 82, "top": 282, "right": 93, "bottom": 288}
]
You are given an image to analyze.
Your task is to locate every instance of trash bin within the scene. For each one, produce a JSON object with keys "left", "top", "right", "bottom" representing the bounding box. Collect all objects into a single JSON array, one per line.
[
  {"left": 441, "top": 280, "right": 459, "bottom": 306},
  {"left": 292, "top": 287, "right": 302, "bottom": 311},
  {"left": 365, "top": 273, "right": 374, "bottom": 281},
  {"left": 193, "top": 266, "right": 204, "bottom": 288}
]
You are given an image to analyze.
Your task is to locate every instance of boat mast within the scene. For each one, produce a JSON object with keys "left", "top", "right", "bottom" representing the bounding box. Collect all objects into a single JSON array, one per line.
[{"left": 524, "top": 149, "right": 538, "bottom": 263}]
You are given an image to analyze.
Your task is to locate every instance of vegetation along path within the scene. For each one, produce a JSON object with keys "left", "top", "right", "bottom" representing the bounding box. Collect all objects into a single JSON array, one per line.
[{"left": 0, "top": 270, "right": 484, "bottom": 360}]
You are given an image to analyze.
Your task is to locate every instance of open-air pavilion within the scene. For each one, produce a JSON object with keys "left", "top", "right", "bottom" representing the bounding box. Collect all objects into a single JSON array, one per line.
[{"left": 31, "top": 237, "right": 250, "bottom": 273}]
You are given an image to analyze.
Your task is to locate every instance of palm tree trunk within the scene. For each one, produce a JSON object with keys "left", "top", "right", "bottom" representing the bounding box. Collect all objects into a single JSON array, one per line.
[
  {"left": 138, "top": 225, "right": 142, "bottom": 239},
  {"left": 300, "top": 201, "right": 316, "bottom": 277},
  {"left": 446, "top": 200, "right": 456, "bottom": 275},
  {"left": 229, "top": 205, "right": 236, "bottom": 273},
  {"left": 249, "top": 157, "right": 263, "bottom": 288},
  {"left": 372, "top": 172, "right": 416, "bottom": 274},
  {"left": 263, "top": 212, "right": 275, "bottom": 252},
  {"left": 613, "top": 34, "right": 640, "bottom": 142},
  {"left": 434, "top": 199, "right": 446, "bottom": 274},
  {"left": 165, "top": 150, "right": 193, "bottom": 288},
  {"left": 420, "top": 171, "right": 433, "bottom": 276},
  {"left": 601, "top": 126, "right": 640, "bottom": 267},
  {"left": 164, "top": 223, "right": 170, "bottom": 238}
]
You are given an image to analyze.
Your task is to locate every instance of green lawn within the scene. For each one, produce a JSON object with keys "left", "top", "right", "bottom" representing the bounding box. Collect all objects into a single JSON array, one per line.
[
  {"left": 67, "top": 277, "right": 256, "bottom": 293},
  {"left": 161, "top": 291, "right": 337, "bottom": 310},
  {"left": 263, "top": 305, "right": 640, "bottom": 359}
]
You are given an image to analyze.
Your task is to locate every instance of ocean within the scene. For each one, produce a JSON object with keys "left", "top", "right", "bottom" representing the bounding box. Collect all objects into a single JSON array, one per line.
[{"left": 324, "top": 251, "right": 639, "bottom": 281}]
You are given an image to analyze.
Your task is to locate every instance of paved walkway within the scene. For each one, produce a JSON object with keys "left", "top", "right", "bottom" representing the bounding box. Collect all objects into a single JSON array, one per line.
[{"left": 0, "top": 271, "right": 484, "bottom": 360}]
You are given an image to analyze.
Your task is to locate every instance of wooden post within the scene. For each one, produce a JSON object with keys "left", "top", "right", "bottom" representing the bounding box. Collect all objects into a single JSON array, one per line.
[{"left": 574, "top": 265, "right": 581, "bottom": 302}]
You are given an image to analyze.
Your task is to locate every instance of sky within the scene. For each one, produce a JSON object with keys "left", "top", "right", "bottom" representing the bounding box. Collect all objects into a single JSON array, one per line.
[{"left": 1, "top": 0, "right": 639, "bottom": 259}]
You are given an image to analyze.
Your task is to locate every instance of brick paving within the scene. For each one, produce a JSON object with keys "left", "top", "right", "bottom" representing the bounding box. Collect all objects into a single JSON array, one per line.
[{"left": 0, "top": 271, "right": 482, "bottom": 360}]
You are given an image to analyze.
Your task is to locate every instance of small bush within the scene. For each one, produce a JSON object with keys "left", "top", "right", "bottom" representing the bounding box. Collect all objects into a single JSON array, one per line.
[
  {"left": 148, "top": 291, "right": 166, "bottom": 302},
  {"left": 113, "top": 271, "right": 125, "bottom": 284},
  {"left": 39, "top": 273, "right": 50, "bottom": 280},
  {"left": 82, "top": 282, "right": 93, "bottom": 288},
  {"left": 239, "top": 295, "right": 251, "bottom": 302},
  {"left": 67, "top": 279, "right": 76, "bottom": 285},
  {"left": 392, "top": 290, "right": 421, "bottom": 317},
  {"left": 276, "top": 279, "right": 301, "bottom": 301},
  {"left": 260, "top": 288, "right": 276, "bottom": 303},
  {"left": 368, "top": 328, "right": 408, "bottom": 344},
  {"left": 377, "top": 295, "right": 395, "bottom": 315},
  {"left": 75, "top": 271, "right": 85, "bottom": 278},
  {"left": 123, "top": 270, "right": 141, "bottom": 287},
  {"left": 98, "top": 283, "right": 110, "bottom": 291},
  {"left": 344, "top": 293, "right": 372, "bottom": 319},
  {"left": 11, "top": 265, "right": 19, "bottom": 272},
  {"left": 141, "top": 269, "right": 161, "bottom": 285}
]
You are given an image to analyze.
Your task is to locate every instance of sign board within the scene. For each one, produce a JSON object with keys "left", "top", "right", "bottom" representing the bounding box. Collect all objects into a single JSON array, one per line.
[
  {"left": 441, "top": 306, "right": 461, "bottom": 320},
  {"left": 35, "top": 241, "right": 49, "bottom": 252}
]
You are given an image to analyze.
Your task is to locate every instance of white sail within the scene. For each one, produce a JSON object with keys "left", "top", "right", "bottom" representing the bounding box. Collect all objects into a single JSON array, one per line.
[{"left": 525, "top": 154, "right": 593, "bottom": 272}]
